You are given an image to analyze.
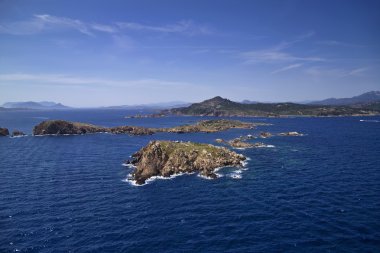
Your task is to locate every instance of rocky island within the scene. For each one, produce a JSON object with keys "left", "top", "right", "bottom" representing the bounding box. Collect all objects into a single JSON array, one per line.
[
  {"left": 32, "top": 119, "right": 263, "bottom": 136},
  {"left": 125, "top": 140, "right": 246, "bottom": 185}
]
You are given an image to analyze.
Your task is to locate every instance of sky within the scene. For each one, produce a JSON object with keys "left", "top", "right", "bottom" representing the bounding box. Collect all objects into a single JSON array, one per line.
[{"left": 0, "top": 0, "right": 379, "bottom": 107}]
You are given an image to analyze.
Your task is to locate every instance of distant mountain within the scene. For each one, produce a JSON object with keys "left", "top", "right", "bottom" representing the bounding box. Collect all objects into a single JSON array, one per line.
[
  {"left": 102, "top": 101, "right": 191, "bottom": 110},
  {"left": 2, "top": 101, "right": 70, "bottom": 110},
  {"left": 310, "top": 91, "right": 380, "bottom": 106},
  {"left": 241, "top": 100, "right": 259, "bottom": 104},
  {"left": 166, "top": 96, "right": 379, "bottom": 117}
]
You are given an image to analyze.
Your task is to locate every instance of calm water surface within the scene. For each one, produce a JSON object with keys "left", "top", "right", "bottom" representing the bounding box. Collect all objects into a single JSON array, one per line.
[{"left": 0, "top": 110, "right": 379, "bottom": 252}]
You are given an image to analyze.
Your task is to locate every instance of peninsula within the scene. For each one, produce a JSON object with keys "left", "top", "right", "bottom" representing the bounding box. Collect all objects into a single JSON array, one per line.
[
  {"left": 126, "top": 140, "right": 246, "bottom": 185},
  {"left": 163, "top": 96, "right": 380, "bottom": 117}
]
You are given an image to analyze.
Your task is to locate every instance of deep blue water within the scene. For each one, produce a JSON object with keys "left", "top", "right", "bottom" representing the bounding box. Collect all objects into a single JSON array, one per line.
[{"left": 0, "top": 110, "right": 379, "bottom": 252}]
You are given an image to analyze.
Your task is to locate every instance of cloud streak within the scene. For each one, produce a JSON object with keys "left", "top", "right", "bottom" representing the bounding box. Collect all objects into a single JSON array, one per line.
[
  {"left": 272, "top": 64, "right": 303, "bottom": 74},
  {"left": 0, "top": 14, "right": 212, "bottom": 37},
  {"left": 305, "top": 67, "right": 369, "bottom": 78},
  {"left": 240, "top": 49, "right": 324, "bottom": 64},
  {"left": 117, "top": 20, "right": 212, "bottom": 36},
  {"left": 0, "top": 73, "right": 193, "bottom": 88}
]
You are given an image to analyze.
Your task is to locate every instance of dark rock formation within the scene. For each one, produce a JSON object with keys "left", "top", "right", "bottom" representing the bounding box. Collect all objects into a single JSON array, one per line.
[
  {"left": 0, "top": 127, "right": 9, "bottom": 136},
  {"left": 127, "top": 140, "right": 246, "bottom": 185},
  {"left": 33, "top": 120, "right": 108, "bottom": 135},
  {"left": 12, "top": 130, "right": 26, "bottom": 137}
]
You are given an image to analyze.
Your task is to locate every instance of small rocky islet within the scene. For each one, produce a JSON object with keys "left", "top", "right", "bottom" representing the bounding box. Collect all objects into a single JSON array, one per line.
[
  {"left": 0, "top": 127, "right": 9, "bottom": 136},
  {"left": 125, "top": 140, "right": 246, "bottom": 185}
]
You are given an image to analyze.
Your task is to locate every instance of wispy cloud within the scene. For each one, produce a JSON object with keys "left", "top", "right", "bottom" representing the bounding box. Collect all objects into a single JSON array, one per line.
[
  {"left": 240, "top": 31, "right": 323, "bottom": 65},
  {"left": 0, "top": 14, "right": 95, "bottom": 36},
  {"left": 116, "top": 20, "right": 212, "bottom": 36},
  {"left": 0, "top": 14, "right": 212, "bottom": 37},
  {"left": 91, "top": 23, "right": 118, "bottom": 33},
  {"left": 240, "top": 49, "right": 323, "bottom": 64},
  {"left": 316, "top": 40, "right": 365, "bottom": 47},
  {"left": 0, "top": 73, "right": 192, "bottom": 88},
  {"left": 305, "top": 67, "right": 369, "bottom": 78},
  {"left": 272, "top": 63, "right": 303, "bottom": 74}
]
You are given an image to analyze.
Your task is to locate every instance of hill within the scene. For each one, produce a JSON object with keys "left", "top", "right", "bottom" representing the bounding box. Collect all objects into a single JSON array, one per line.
[
  {"left": 2, "top": 101, "right": 70, "bottom": 110},
  {"left": 310, "top": 91, "right": 380, "bottom": 106},
  {"left": 167, "top": 96, "right": 379, "bottom": 117}
]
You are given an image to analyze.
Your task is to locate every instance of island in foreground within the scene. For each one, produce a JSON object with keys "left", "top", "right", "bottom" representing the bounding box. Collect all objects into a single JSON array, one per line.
[{"left": 125, "top": 140, "right": 246, "bottom": 185}]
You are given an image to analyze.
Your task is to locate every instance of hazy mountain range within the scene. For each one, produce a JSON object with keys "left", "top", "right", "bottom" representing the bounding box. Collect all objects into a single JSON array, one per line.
[
  {"left": 1, "top": 91, "right": 379, "bottom": 110},
  {"left": 1, "top": 101, "right": 70, "bottom": 110},
  {"left": 309, "top": 91, "right": 380, "bottom": 106}
]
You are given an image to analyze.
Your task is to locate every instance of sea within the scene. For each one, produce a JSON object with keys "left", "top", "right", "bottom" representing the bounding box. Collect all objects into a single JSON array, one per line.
[{"left": 0, "top": 109, "right": 379, "bottom": 252}]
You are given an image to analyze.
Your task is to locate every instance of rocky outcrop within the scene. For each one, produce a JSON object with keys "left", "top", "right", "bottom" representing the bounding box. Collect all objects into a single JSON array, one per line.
[
  {"left": 228, "top": 138, "right": 255, "bottom": 148},
  {"left": 109, "top": 126, "right": 154, "bottom": 135},
  {"left": 33, "top": 120, "right": 108, "bottom": 135},
  {"left": 126, "top": 140, "right": 246, "bottom": 185},
  {"left": 0, "top": 127, "right": 9, "bottom": 136},
  {"left": 12, "top": 130, "right": 26, "bottom": 137},
  {"left": 278, "top": 131, "right": 304, "bottom": 136},
  {"left": 260, "top": 132, "right": 272, "bottom": 138},
  {"left": 156, "top": 119, "right": 259, "bottom": 133}
]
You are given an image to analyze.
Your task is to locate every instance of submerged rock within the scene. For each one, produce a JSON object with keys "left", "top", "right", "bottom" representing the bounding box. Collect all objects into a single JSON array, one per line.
[
  {"left": 278, "top": 131, "right": 304, "bottom": 136},
  {"left": 0, "top": 127, "right": 9, "bottom": 136},
  {"left": 127, "top": 140, "right": 246, "bottom": 185}
]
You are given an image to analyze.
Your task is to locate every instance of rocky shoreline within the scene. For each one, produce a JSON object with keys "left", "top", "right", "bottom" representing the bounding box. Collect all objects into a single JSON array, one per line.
[{"left": 125, "top": 140, "right": 246, "bottom": 185}]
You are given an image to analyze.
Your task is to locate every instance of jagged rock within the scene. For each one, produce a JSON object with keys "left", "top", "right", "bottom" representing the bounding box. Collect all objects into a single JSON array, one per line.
[
  {"left": 215, "top": 138, "right": 225, "bottom": 143},
  {"left": 278, "top": 131, "right": 304, "bottom": 136},
  {"left": 12, "top": 130, "right": 26, "bottom": 137},
  {"left": 260, "top": 132, "right": 272, "bottom": 138},
  {"left": 127, "top": 140, "right": 246, "bottom": 185},
  {"left": 0, "top": 127, "right": 9, "bottom": 136}
]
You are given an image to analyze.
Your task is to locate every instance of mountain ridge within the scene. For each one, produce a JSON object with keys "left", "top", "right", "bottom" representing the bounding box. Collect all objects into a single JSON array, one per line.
[{"left": 166, "top": 95, "right": 380, "bottom": 117}]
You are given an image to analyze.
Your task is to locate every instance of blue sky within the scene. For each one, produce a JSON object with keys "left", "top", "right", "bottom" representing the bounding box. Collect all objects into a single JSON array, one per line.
[{"left": 0, "top": 0, "right": 379, "bottom": 107}]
